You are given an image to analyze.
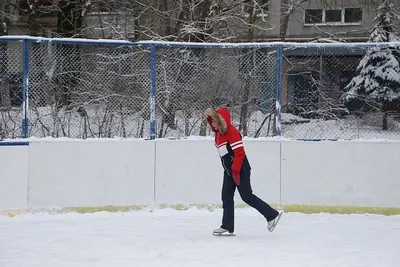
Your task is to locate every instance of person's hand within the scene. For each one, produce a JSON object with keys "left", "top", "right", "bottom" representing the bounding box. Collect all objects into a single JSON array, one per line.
[{"left": 232, "top": 172, "right": 240, "bottom": 186}]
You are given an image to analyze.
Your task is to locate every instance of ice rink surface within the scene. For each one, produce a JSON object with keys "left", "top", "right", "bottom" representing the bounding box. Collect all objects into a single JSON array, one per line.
[{"left": 1, "top": 208, "right": 399, "bottom": 267}]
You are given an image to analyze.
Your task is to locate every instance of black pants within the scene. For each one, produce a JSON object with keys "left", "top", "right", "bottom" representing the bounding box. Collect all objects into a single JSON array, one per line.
[{"left": 221, "top": 170, "right": 278, "bottom": 233}]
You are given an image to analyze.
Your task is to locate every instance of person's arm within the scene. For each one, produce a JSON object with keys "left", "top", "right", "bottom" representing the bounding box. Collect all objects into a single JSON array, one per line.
[{"left": 229, "top": 128, "right": 245, "bottom": 185}]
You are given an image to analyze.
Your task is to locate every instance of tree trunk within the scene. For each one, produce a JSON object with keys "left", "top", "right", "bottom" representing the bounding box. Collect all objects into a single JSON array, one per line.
[{"left": 56, "top": 0, "right": 85, "bottom": 109}]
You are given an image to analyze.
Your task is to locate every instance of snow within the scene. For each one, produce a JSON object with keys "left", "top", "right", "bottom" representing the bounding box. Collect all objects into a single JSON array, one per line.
[
  {"left": 342, "top": 0, "right": 400, "bottom": 103},
  {"left": 1, "top": 35, "right": 400, "bottom": 49},
  {"left": 0, "top": 208, "right": 399, "bottom": 267},
  {"left": 3, "top": 105, "right": 400, "bottom": 141},
  {"left": 2, "top": 135, "right": 400, "bottom": 143}
]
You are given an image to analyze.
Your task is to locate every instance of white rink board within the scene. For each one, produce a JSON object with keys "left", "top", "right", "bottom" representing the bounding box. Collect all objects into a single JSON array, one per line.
[
  {"left": 155, "top": 139, "right": 222, "bottom": 205},
  {"left": 1, "top": 138, "right": 400, "bottom": 211},
  {"left": 27, "top": 140, "right": 155, "bottom": 208},
  {"left": 280, "top": 140, "right": 400, "bottom": 207},
  {"left": 239, "top": 140, "right": 281, "bottom": 205},
  {"left": 0, "top": 145, "right": 29, "bottom": 209},
  {"left": 154, "top": 139, "right": 281, "bottom": 205}
]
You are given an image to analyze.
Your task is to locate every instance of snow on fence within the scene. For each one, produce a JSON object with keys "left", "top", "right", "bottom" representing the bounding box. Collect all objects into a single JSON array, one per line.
[{"left": 1, "top": 36, "right": 400, "bottom": 140}]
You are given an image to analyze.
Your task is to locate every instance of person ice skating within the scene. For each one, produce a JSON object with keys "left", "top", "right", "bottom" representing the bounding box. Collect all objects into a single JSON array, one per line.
[{"left": 205, "top": 107, "right": 283, "bottom": 236}]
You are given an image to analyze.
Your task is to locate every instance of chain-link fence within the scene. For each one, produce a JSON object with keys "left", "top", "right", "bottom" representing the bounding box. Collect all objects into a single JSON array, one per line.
[
  {"left": 1, "top": 37, "right": 400, "bottom": 140},
  {"left": 281, "top": 44, "right": 400, "bottom": 140},
  {"left": 0, "top": 39, "right": 24, "bottom": 139},
  {"left": 26, "top": 41, "right": 151, "bottom": 139},
  {"left": 154, "top": 45, "right": 277, "bottom": 138}
]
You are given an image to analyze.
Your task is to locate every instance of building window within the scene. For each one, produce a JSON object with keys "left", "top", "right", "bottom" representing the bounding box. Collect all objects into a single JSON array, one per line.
[
  {"left": 344, "top": 8, "right": 363, "bottom": 23},
  {"left": 305, "top": 9, "right": 323, "bottom": 24},
  {"left": 325, "top": 9, "right": 342, "bottom": 23},
  {"left": 257, "top": 0, "right": 269, "bottom": 13},
  {"left": 304, "top": 7, "right": 362, "bottom": 25},
  {"left": 88, "top": 0, "right": 120, "bottom": 14},
  {"left": 17, "top": 0, "right": 57, "bottom": 17},
  {"left": 241, "top": 0, "right": 269, "bottom": 18},
  {"left": 287, "top": 71, "right": 319, "bottom": 118}
]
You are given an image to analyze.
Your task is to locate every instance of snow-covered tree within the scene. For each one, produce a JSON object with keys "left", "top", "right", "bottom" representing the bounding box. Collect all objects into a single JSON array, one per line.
[{"left": 340, "top": 0, "right": 400, "bottom": 130}]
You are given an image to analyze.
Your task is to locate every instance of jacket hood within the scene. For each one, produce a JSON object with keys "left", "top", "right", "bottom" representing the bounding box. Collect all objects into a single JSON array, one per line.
[{"left": 204, "top": 107, "right": 231, "bottom": 134}]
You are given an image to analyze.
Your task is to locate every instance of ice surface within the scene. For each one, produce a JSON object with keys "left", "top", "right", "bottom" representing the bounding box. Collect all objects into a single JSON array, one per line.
[{"left": 1, "top": 208, "right": 399, "bottom": 267}]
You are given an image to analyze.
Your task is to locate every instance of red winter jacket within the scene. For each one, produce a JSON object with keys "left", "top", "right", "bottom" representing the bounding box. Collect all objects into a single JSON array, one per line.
[{"left": 205, "top": 107, "right": 251, "bottom": 185}]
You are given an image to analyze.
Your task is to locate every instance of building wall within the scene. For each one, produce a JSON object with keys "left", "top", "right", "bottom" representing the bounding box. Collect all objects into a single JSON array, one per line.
[
  {"left": 6, "top": 0, "right": 398, "bottom": 42},
  {"left": 285, "top": 0, "right": 375, "bottom": 40},
  {"left": 222, "top": 0, "right": 379, "bottom": 42}
]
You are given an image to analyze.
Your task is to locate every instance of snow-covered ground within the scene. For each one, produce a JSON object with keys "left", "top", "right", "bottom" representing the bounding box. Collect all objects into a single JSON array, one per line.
[
  {"left": 2, "top": 106, "right": 400, "bottom": 140},
  {"left": 1, "top": 208, "right": 399, "bottom": 267}
]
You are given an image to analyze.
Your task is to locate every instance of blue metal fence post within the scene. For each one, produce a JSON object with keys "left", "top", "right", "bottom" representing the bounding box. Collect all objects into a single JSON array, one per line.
[
  {"left": 21, "top": 40, "right": 29, "bottom": 138},
  {"left": 275, "top": 45, "right": 283, "bottom": 136},
  {"left": 149, "top": 44, "right": 157, "bottom": 140}
]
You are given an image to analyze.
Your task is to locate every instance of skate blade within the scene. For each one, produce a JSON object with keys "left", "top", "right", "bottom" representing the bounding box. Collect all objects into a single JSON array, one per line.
[
  {"left": 213, "top": 232, "right": 236, "bottom": 237},
  {"left": 269, "top": 210, "right": 284, "bottom": 232}
]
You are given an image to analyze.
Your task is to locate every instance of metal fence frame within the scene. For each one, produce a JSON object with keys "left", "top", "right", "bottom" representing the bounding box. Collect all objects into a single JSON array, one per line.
[{"left": 2, "top": 35, "right": 400, "bottom": 140}]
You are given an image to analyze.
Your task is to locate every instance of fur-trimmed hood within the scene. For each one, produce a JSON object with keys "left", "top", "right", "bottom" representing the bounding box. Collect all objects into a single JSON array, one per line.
[{"left": 204, "top": 107, "right": 231, "bottom": 134}]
